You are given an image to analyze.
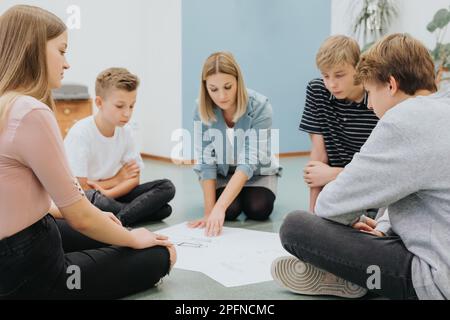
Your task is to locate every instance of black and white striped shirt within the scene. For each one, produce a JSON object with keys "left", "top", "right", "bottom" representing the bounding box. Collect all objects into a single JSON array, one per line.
[{"left": 299, "top": 78, "right": 379, "bottom": 167}]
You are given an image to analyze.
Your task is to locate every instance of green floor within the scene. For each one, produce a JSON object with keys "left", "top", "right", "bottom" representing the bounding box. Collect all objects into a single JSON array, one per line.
[{"left": 125, "top": 157, "right": 373, "bottom": 300}]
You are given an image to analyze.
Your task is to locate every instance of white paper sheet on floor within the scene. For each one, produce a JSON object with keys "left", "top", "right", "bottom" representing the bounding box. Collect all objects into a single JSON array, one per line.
[{"left": 156, "top": 222, "right": 289, "bottom": 287}]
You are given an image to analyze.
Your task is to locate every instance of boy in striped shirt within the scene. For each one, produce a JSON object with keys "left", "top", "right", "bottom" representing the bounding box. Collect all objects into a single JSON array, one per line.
[{"left": 299, "top": 35, "right": 379, "bottom": 213}]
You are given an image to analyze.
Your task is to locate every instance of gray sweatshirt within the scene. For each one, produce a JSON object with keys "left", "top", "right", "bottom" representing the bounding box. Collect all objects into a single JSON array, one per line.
[{"left": 315, "top": 90, "right": 450, "bottom": 300}]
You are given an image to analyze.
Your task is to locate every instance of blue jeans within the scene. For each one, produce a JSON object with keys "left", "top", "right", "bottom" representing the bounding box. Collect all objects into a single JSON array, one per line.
[
  {"left": 0, "top": 215, "right": 170, "bottom": 299},
  {"left": 280, "top": 210, "right": 418, "bottom": 300}
]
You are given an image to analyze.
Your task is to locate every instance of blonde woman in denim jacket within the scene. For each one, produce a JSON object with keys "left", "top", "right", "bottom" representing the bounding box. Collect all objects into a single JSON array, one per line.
[{"left": 189, "top": 52, "right": 281, "bottom": 237}]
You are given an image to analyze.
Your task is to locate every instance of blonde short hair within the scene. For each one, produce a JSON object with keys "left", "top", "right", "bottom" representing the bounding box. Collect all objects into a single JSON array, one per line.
[
  {"left": 198, "top": 52, "right": 248, "bottom": 124},
  {"left": 95, "top": 68, "right": 140, "bottom": 99},
  {"left": 355, "top": 33, "right": 437, "bottom": 95},
  {"left": 316, "top": 35, "right": 361, "bottom": 71}
]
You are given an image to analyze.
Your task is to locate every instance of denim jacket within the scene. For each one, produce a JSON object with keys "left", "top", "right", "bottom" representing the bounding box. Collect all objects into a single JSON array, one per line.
[{"left": 193, "top": 89, "right": 280, "bottom": 181}]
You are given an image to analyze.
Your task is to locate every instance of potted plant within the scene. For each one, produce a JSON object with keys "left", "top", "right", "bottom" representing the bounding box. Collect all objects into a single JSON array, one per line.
[
  {"left": 352, "top": 0, "right": 398, "bottom": 50},
  {"left": 427, "top": 7, "right": 450, "bottom": 87}
]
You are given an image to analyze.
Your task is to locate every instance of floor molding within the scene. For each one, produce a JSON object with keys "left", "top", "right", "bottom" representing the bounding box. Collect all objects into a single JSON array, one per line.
[
  {"left": 141, "top": 151, "right": 310, "bottom": 165},
  {"left": 278, "top": 151, "right": 310, "bottom": 158}
]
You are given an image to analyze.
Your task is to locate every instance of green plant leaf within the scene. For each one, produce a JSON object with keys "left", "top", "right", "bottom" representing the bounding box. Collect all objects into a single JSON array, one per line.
[
  {"left": 427, "top": 21, "right": 438, "bottom": 33},
  {"left": 431, "top": 8, "right": 450, "bottom": 29},
  {"left": 432, "top": 47, "right": 441, "bottom": 62},
  {"left": 442, "top": 43, "right": 450, "bottom": 63}
]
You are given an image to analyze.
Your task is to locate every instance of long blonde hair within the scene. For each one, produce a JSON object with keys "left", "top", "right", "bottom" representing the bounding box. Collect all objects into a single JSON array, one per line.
[
  {"left": 199, "top": 52, "right": 248, "bottom": 124},
  {"left": 0, "top": 5, "right": 67, "bottom": 131}
]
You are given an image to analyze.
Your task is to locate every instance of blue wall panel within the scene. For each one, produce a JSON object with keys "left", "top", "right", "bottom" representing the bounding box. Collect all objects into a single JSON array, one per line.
[{"left": 182, "top": 0, "right": 331, "bottom": 153}]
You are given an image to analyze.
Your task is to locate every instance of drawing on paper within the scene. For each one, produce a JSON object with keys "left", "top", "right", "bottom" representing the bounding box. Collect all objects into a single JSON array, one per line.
[{"left": 171, "top": 236, "right": 212, "bottom": 249}]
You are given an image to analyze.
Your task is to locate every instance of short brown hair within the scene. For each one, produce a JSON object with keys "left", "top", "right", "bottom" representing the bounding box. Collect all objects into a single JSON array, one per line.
[
  {"left": 316, "top": 35, "right": 360, "bottom": 71},
  {"left": 95, "top": 67, "right": 140, "bottom": 98},
  {"left": 355, "top": 33, "right": 437, "bottom": 95}
]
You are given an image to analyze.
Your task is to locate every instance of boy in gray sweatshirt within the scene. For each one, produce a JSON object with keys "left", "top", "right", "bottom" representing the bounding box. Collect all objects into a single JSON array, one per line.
[{"left": 272, "top": 33, "right": 449, "bottom": 300}]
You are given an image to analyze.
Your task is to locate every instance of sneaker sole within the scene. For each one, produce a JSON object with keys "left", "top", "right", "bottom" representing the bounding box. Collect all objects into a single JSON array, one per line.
[{"left": 271, "top": 256, "right": 367, "bottom": 299}]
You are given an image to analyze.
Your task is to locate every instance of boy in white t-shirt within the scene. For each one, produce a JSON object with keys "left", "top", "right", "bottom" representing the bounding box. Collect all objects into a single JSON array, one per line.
[{"left": 64, "top": 68, "right": 175, "bottom": 226}]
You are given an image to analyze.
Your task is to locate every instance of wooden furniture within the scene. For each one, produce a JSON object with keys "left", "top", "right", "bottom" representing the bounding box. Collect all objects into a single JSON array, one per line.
[{"left": 54, "top": 99, "right": 93, "bottom": 138}]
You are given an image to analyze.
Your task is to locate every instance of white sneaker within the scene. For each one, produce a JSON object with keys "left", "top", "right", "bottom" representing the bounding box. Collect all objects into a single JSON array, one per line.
[{"left": 271, "top": 256, "right": 368, "bottom": 299}]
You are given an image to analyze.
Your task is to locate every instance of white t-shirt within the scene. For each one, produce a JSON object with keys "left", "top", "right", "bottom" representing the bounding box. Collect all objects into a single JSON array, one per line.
[{"left": 64, "top": 116, "right": 144, "bottom": 181}]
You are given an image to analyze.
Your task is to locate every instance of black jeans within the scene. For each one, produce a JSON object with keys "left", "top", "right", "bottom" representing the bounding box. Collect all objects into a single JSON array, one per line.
[
  {"left": 0, "top": 215, "right": 170, "bottom": 299},
  {"left": 216, "top": 187, "right": 276, "bottom": 221},
  {"left": 279, "top": 210, "right": 418, "bottom": 300},
  {"left": 86, "top": 179, "right": 175, "bottom": 227}
]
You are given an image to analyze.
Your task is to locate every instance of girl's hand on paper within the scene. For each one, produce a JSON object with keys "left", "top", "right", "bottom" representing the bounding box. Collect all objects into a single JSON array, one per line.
[
  {"left": 188, "top": 217, "right": 207, "bottom": 229},
  {"left": 205, "top": 206, "right": 226, "bottom": 237}
]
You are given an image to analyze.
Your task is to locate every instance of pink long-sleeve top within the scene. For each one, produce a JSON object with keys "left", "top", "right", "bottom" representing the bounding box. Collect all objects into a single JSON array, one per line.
[{"left": 0, "top": 96, "right": 84, "bottom": 240}]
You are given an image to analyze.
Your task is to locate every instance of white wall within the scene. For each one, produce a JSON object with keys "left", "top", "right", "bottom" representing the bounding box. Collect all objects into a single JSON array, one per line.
[
  {"left": 331, "top": 0, "right": 450, "bottom": 49},
  {"left": 139, "top": 0, "right": 182, "bottom": 158},
  {"left": 0, "top": 0, "right": 182, "bottom": 158}
]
